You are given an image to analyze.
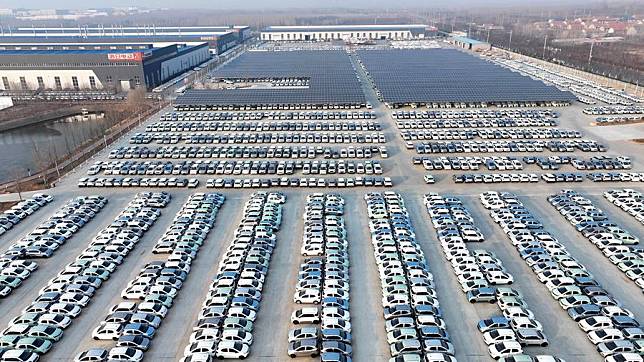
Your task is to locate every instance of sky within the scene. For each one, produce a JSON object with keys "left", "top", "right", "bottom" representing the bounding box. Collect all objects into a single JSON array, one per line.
[{"left": 2, "top": 0, "right": 590, "bottom": 10}]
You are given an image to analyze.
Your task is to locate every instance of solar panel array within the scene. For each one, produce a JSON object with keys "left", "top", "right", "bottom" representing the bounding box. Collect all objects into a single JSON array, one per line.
[
  {"left": 357, "top": 49, "right": 576, "bottom": 105},
  {"left": 176, "top": 50, "right": 365, "bottom": 106}
]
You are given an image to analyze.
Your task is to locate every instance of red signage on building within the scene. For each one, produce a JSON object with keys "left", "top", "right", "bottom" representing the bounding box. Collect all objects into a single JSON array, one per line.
[{"left": 107, "top": 52, "right": 143, "bottom": 62}]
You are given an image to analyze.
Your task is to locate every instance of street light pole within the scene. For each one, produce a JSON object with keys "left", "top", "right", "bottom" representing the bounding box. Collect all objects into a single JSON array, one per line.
[{"left": 587, "top": 40, "right": 594, "bottom": 67}]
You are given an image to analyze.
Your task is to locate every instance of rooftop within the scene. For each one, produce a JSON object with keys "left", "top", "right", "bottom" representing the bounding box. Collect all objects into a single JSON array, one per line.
[{"left": 263, "top": 24, "right": 428, "bottom": 33}]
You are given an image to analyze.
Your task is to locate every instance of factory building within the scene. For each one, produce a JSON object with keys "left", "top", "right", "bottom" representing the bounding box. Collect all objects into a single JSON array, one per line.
[
  {"left": 0, "top": 42, "right": 211, "bottom": 92},
  {"left": 260, "top": 24, "right": 431, "bottom": 41},
  {"left": 451, "top": 36, "right": 491, "bottom": 52},
  {"left": 0, "top": 25, "right": 251, "bottom": 54}
]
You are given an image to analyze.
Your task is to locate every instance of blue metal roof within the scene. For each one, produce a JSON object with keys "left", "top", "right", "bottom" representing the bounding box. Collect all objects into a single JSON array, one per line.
[{"left": 0, "top": 48, "right": 151, "bottom": 55}]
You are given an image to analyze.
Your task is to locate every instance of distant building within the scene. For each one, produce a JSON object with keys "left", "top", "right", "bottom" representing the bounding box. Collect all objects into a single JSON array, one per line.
[
  {"left": 0, "top": 25, "right": 251, "bottom": 55},
  {"left": 450, "top": 36, "right": 491, "bottom": 52},
  {"left": 0, "top": 43, "right": 211, "bottom": 92},
  {"left": 260, "top": 24, "right": 431, "bottom": 41},
  {"left": 0, "top": 96, "right": 12, "bottom": 110}
]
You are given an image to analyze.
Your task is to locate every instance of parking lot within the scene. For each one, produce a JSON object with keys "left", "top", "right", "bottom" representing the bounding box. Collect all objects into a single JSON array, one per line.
[{"left": 0, "top": 42, "right": 642, "bottom": 362}]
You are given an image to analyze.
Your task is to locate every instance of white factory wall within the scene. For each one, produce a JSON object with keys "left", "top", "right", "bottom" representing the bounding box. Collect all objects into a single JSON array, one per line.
[
  {"left": 159, "top": 45, "right": 211, "bottom": 81},
  {"left": 0, "top": 69, "right": 103, "bottom": 90},
  {"left": 261, "top": 30, "right": 424, "bottom": 41}
]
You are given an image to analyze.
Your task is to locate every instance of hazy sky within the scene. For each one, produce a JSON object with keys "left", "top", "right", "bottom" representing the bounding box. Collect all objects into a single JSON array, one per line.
[{"left": 2, "top": 0, "right": 586, "bottom": 10}]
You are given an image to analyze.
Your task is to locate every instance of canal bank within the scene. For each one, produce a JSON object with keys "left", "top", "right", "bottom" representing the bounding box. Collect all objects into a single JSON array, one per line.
[
  {"left": 0, "top": 104, "right": 107, "bottom": 132},
  {"left": 0, "top": 101, "right": 167, "bottom": 193}
]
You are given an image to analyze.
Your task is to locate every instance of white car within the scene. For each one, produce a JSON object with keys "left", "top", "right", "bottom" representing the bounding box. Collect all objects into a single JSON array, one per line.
[
  {"left": 291, "top": 307, "right": 320, "bottom": 324},
  {"left": 510, "top": 317, "right": 543, "bottom": 331},
  {"left": 108, "top": 347, "right": 143, "bottom": 362},
  {"left": 486, "top": 270, "right": 514, "bottom": 285},
  {"left": 502, "top": 307, "right": 535, "bottom": 320},
  {"left": 579, "top": 316, "right": 613, "bottom": 332},
  {"left": 93, "top": 322, "right": 124, "bottom": 340},
  {"left": 321, "top": 317, "right": 351, "bottom": 333},
  {"left": 215, "top": 340, "right": 250, "bottom": 359},
  {"left": 122, "top": 285, "right": 148, "bottom": 300},
  {"left": 38, "top": 313, "right": 72, "bottom": 329},
  {"left": 483, "top": 328, "right": 517, "bottom": 345},
  {"left": 604, "top": 353, "right": 644, "bottom": 362},
  {"left": 293, "top": 289, "right": 320, "bottom": 304},
  {"left": 488, "top": 341, "right": 523, "bottom": 359},
  {"left": 220, "top": 329, "right": 253, "bottom": 345},
  {"left": 189, "top": 329, "right": 220, "bottom": 344},
  {"left": 587, "top": 328, "right": 625, "bottom": 345}
]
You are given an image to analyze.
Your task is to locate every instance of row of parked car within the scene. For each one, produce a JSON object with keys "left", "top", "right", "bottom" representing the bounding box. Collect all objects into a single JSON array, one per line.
[
  {"left": 181, "top": 192, "right": 285, "bottom": 360},
  {"left": 130, "top": 132, "right": 387, "bottom": 145},
  {"left": 0, "top": 196, "right": 105, "bottom": 299},
  {"left": 160, "top": 111, "right": 377, "bottom": 122},
  {"left": 451, "top": 173, "right": 539, "bottom": 184},
  {"left": 0, "top": 194, "right": 52, "bottom": 239},
  {"left": 174, "top": 103, "right": 367, "bottom": 112},
  {"left": 288, "top": 194, "right": 352, "bottom": 361},
  {"left": 524, "top": 156, "right": 631, "bottom": 171},
  {"left": 0, "top": 193, "right": 169, "bottom": 361},
  {"left": 78, "top": 177, "right": 198, "bottom": 188},
  {"left": 77, "top": 193, "right": 225, "bottom": 362},
  {"left": 494, "top": 58, "right": 639, "bottom": 106},
  {"left": 415, "top": 140, "right": 607, "bottom": 154},
  {"left": 391, "top": 109, "right": 558, "bottom": 120},
  {"left": 2, "top": 195, "right": 105, "bottom": 262},
  {"left": 584, "top": 106, "right": 643, "bottom": 116},
  {"left": 481, "top": 191, "right": 643, "bottom": 361},
  {"left": 587, "top": 173, "right": 644, "bottom": 183},
  {"left": 547, "top": 191, "right": 643, "bottom": 292},
  {"left": 423, "top": 193, "right": 556, "bottom": 360},
  {"left": 208, "top": 176, "right": 393, "bottom": 189},
  {"left": 604, "top": 189, "right": 644, "bottom": 225},
  {"left": 109, "top": 145, "right": 387, "bottom": 160},
  {"left": 449, "top": 172, "right": 644, "bottom": 185},
  {"left": 420, "top": 156, "right": 523, "bottom": 171},
  {"left": 146, "top": 120, "right": 381, "bottom": 133},
  {"left": 401, "top": 128, "right": 582, "bottom": 142},
  {"left": 363, "top": 192, "right": 456, "bottom": 361},
  {"left": 570, "top": 85, "right": 633, "bottom": 106},
  {"left": 91, "top": 159, "right": 384, "bottom": 177},
  {"left": 596, "top": 115, "right": 644, "bottom": 125},
  {"left": 151, "top": 193, "right": 225, "bottom": 256},
  {"left": 395, "top": 118, "right": 557, "bottom": 129}
]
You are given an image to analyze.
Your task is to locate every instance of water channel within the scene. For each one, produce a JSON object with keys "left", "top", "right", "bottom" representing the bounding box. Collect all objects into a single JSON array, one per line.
[{"left": 0, "top": 113, "right": 106, "bottom": 183}]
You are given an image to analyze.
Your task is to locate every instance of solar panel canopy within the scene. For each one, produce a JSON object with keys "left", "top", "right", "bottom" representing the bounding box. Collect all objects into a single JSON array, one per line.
[
  {"left": 357, "top": 49, "right": 576, "bottom": 104},
  {"left": 176, "top": 50, "right": 365, "bottom": 106}
]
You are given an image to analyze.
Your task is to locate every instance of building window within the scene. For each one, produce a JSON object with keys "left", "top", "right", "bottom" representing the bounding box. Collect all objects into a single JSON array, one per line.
[
  {"left": 106, "top": 76, "right": 113, "bottom": 83},
  {"left": 37, "top": 77, "right": 45, "bottom": 89},
  {"left": 134, "top": 76, "right": 140, "bottom": 86},
  {"left": 19, "top": 77, "right": 28, "bottom": 90},
  {"left": 89, "top": 76, "right": 96, "bottom": 89},
  {"left": 2, "top": 77, "right": 9, "bottom": 90},
  {"left": 72, "top": 76, "right": 79, "bottom": 90},
  {"left": 54, "top": 77, "right": 62, "bottom": 90}
]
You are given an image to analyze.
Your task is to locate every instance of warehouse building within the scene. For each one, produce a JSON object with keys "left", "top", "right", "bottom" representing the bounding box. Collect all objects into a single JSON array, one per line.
[
  {"left": 260, "top": 24, "right": 431, "bottom": 41},
  {"left": 0, "top": 25, "right": 250, "bottom": 54},
  {"left": 0, "top": 42, "right": 211, "bottom": 92},
  {"left": 451, "top": 36, "right": 491, "bottom": 52}
]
